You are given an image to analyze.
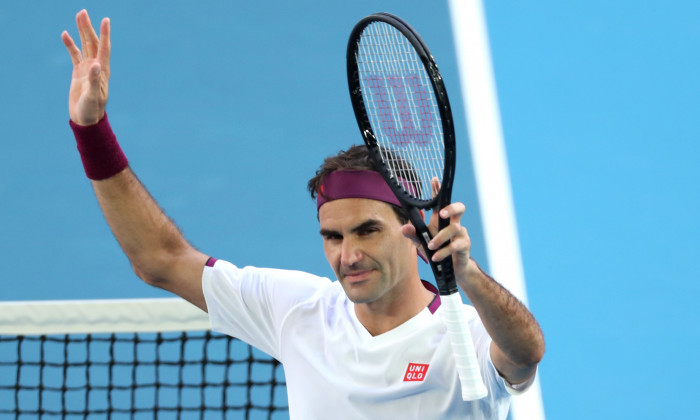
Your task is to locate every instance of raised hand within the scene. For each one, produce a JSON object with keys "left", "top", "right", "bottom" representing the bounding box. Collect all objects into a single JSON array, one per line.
[
  {"left": 400, "top": 178, "right": 473, "bottom": 278},
  {"left": 61, "top": 10, "right": 111, "bottom": 126},
  {"left": 425, "top": 201, "right": 471, "bottom": 272}
]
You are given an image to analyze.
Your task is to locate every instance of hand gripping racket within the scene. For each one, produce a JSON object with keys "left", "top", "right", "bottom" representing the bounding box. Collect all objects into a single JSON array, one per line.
[{"left": 347, "top": 13, "right": 488, "bottom": 401}]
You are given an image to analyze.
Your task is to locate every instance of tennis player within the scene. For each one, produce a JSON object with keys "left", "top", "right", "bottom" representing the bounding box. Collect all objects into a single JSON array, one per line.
[{"left": 62, "top": 10, "right": 544, "bottom": 419}]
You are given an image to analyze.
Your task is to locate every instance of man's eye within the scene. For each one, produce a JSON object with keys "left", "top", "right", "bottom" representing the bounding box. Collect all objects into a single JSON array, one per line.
[{"left": 359, "top": 227, "right": 379, "bottom": 236}]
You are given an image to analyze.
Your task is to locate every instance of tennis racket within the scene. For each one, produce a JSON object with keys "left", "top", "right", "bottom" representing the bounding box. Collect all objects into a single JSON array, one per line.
[{"left": 347, "top": 13, "right": 487, "bottom": 401}]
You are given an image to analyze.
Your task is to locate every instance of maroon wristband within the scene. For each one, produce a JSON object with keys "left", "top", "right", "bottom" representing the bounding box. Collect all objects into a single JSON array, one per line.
[{"left": 69, "top": 112, "right": 129, "bottom": 180}]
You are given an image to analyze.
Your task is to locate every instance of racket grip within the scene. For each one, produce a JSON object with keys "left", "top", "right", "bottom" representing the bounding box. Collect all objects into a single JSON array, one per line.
[{"left": 441, "top": 292, "right": 488, "bottom": 401}]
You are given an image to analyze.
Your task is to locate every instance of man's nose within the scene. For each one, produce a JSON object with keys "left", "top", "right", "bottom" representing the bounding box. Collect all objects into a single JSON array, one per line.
[{"left": 340, "top": 238, "right": 363, "bottom": 266}]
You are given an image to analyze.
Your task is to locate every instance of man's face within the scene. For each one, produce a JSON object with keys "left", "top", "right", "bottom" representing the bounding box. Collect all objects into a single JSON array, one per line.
[{"left": 318, "top": 198, "right": 418, "bottom": 306}]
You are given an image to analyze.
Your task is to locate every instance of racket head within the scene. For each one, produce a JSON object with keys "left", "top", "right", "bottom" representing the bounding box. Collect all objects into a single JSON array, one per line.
[{"left": 347, "top": 12, "right": 456, "bottom": 211}]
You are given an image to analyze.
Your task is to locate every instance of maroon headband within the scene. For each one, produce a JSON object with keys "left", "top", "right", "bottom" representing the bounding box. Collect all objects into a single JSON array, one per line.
[
  {"left": 316, "top": 170, "right": 401, "bottom": 210},
  {"left": 317, "top": 170, "right": 429, "bottom": 263}
]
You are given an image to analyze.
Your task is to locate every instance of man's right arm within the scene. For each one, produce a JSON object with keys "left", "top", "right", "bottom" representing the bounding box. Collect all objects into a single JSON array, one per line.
[
  {"left": 62, "top": 10, "right": 209, "bottom": 311},
  {"left": 92, "top": 167, "right": 209, "bottom": 311}
]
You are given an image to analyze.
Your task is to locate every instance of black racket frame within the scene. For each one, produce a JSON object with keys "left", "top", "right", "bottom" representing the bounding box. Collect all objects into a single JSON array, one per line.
[{"left": 347, "top": 12, "right": 459, "bottom": 295}]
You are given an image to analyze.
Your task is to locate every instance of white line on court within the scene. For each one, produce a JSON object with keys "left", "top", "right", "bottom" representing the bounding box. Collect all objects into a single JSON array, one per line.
[{"left": 447, "top": 1, "right": 546, "bottom": 419}]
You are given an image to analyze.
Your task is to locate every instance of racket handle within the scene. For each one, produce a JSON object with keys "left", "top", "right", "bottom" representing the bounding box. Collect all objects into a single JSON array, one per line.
[{"left": 441, "top": 292, "right": 488, "bottom": 401}]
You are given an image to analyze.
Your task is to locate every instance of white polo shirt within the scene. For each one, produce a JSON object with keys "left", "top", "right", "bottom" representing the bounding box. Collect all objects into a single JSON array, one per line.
[{"left": 202, "top": 259, "right": 528, "bottom": 419}]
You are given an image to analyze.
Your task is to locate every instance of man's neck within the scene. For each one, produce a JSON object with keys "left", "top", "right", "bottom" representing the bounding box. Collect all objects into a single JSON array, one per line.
[{"left": 354, "top": 280, "right": 436, "bottom": 336}]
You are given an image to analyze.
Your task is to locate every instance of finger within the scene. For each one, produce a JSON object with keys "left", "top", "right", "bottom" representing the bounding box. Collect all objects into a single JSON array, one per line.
[
  {"left": 61, "top": 31, "right": 82, "bottom": 66},
  {"left": 430, "top": 177, "right": 441, "bottom": 213},
  {"left": 427, "top": 222, "right": 459, "bottom": 251},
  {"left": 430, "top": 226, "right": 471, "bottom": 262},
  {"left": 426, "top": 179, "right": 440, "bottom": 228},
  {"left": 77, "top": 10, "right": 99, "bottom": 59},
  {"left": 97, "top": 17, "right": 111, "bottom": 69},
  {"left": 431, "top": 237, "right": 470, "bottom": 262},
  {"left": 431, "top": 177, "right": 440, "bottom": 199},
  {"left": 428, "top": 205, "right": 468, "bottom": 250},
  {"left": 430, "top": 241, "right": 452, "bottom": 262},
  {"left": 400, "top": 223, "right": 417, "bottom": 240},
  {"left": 427, "top": 208, "right": 440, "bottom": 237},
  {"left": 400, "top": 224, "right": 430, "bottom": 263},
  {"left": 400, "top": 223, "right": 422, "bottom": 249},
  {"left": 401, "top": 223, "right": 426, "bottom": 248},
  {"left": 76, "top": 11, "right": 90, "bottom": 59},
  {"left": 431, "top": 204, "right": 464, "bottom": 246},
  {"left": 438, "top": 202, "right": 466, "bottom": 224},
  {"left": 83, "top": 12, "right": 100, "bottom": 59}
]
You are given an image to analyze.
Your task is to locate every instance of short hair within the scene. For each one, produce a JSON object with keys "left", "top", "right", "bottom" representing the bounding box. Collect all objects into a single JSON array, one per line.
[{"left": 307, "top": 145, "right": 410, "bottom": 224}]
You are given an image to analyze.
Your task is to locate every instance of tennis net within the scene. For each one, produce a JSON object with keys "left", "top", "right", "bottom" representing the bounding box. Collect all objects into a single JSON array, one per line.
[{"left": 0, "top": 298, "right": 288, "bottom": 419}]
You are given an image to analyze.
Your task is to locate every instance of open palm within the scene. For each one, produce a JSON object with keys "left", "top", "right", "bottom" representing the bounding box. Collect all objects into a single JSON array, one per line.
[{"left": 61, "top": 10, "right": 111, "bottom": 126}]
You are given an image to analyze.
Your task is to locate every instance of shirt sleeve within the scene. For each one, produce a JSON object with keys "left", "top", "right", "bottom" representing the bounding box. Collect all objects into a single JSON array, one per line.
[
  {"left": 202, "top": 259, "right": 331, "bottom": 360},
  {"left": 502, "top": 369, "right": 538, "bottom": 396}
]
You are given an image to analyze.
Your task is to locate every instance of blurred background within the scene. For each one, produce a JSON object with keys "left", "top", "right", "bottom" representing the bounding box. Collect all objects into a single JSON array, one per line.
[{"left": 1, "top": 1, "right": 698, "bottom": 418}]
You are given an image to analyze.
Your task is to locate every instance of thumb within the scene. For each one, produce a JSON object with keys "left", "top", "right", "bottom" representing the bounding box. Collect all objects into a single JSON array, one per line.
[
  {"left": 401, "top": 224, "right": 430, "bottom": 263},
  {"left": 88, "top": 63, "right": 102, "bottom": 91},
  {"left": 401, "top": 223, "right": 417, "bottom": 241}
]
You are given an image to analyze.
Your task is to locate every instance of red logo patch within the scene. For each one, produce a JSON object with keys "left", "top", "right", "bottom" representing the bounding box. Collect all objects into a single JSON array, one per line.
[{"left": 403, "top": 363, "right": 429, "bottom": 382}]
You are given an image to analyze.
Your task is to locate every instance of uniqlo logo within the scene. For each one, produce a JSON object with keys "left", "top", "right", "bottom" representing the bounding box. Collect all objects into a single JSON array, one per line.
[{"left": 403, "top": 363, "right": 429, "bottom": 382}]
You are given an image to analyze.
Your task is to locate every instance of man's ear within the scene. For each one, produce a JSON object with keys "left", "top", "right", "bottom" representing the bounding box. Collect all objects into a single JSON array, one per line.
[{"left": 419, "top": 209, "right": 425, "bottom": 220}]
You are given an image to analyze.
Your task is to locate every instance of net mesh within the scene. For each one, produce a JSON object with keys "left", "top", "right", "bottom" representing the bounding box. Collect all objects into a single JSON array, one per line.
[
  {"left": 355, "top": 20, "right": 445, "bottom": 202},
  {"left": 0, "top": 300, "right": 288, "bottom": 419}
]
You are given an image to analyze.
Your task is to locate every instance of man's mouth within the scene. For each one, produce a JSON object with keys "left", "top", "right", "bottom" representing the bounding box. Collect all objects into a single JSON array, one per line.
[{"left": 341, "top": 268, "right": 374, "bottom": 284}]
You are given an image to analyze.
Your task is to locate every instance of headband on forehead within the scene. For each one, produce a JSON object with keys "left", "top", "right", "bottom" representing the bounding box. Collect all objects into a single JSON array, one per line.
[
  {"left": 316, "top": 170, "right": 401, "bottom": 210},
  {"left": 317, "top": 170, "right": 429, "bottom": 263}
]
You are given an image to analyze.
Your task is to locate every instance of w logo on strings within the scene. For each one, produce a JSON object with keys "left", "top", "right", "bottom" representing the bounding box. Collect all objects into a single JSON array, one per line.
[{"left": 364, "top": 74, "right": 437, "bottom": 147}]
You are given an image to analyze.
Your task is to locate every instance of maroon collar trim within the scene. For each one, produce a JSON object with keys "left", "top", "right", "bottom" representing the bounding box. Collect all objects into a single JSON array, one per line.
[{"left": 422, "top": 280, "right": 441, "bottom": 314}]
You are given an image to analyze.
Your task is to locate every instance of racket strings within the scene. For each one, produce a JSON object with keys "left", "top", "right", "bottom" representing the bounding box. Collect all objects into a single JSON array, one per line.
[{"left": 355, "top": 22, "right": 445, "bottom": 203}]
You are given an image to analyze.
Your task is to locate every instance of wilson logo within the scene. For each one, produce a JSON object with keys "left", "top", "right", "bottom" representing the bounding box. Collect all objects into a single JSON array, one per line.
[
  {"left": 403, "top": 363, "right": 429, "bottom": 382},
  {"left": 364, "top": 73, "right": 436, "bottom": 147}
]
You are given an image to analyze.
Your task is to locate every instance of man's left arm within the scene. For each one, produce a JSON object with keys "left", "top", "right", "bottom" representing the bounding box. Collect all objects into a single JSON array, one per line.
[{"left": 426, "top": 202, "right": 545, "bottom": 386}]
